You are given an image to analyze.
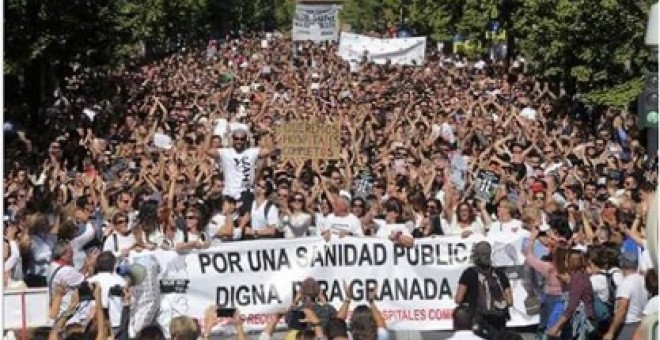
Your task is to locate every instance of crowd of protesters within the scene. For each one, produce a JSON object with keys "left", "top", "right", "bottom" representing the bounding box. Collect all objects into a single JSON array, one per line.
[{"left": 3, "top": 30, "right": 658, "bottom": 339}]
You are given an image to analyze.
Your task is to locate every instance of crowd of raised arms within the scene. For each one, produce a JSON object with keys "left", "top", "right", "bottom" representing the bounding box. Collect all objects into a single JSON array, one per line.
[{"left": 2, "top": 31, "right": 657, "bottom": 340}]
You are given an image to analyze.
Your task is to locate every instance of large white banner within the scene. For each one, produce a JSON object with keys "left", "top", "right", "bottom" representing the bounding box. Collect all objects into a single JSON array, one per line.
[
  {"left": 129, "top": 234, "right": 538, "bottom": 332},
  {"left": 292, "top": 4, "right": 339, "bottom": 42},
  {"left": 338, "top": 32, "right": 427, "bottom": 66}
]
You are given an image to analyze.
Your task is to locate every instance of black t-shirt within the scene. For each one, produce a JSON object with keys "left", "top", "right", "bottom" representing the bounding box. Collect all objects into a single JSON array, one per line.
[{"left": 458, "top": 266, "right": 511, "bottom": 310}]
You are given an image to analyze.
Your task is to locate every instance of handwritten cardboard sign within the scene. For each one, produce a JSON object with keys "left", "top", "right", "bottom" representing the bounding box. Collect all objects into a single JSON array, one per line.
[{"left": 275, "top": 121, "right": 341, "bottom": 161}]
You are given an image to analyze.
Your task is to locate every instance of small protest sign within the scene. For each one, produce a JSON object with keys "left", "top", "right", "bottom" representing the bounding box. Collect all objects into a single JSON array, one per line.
[
  {"left": 275, "top": 121, "right": 341, "bottom": 161},
  {"left": 474, "top": 170, "right": 500, "bottom": 202}
]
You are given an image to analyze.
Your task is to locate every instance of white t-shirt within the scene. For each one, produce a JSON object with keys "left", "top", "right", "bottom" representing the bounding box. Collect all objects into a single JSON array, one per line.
[
  {"left": 217, "top": 147, "right": 260, "bottom": 198},
  {"left": 207, "top": 213, "right": 240, "bottom": 244},
  {"left": 643, "top": 295, "right": 658, "bottom": 316},
  {"left": 278, "top": 213, "right": 313, "bottom": 238},
  {"left": 591, "top": 270, "right": 621, "bottom": 302},
  {"left": 88, "top": 272, "right": 126, "bottom": 327},
  {"left": 373, "top": 220, "right": 412, "bottom": 239},
  {"left": 616, "top": 272, "right": 649, "bottom": 324},
  {"left": 5, "top": 240, "right": 22, "bottom": 280},
  {"left": 449, "top": 215, "right": 485, "bottom": 236},
  {"left": 102, "top": 232, "right": 136, "bottom": 257},
  {"left": 46, "top": 263, "right": 85, "bottom": 318},
  {"left": 71, "top": 222, "right": 96, "bottom": 270},
  {"left": 320, "top": 214, "right": 364, "bottom": 236},
  {"left": 251, "top": 201, "right": 279, "bottom": 230},
  {"left": 487, "top": 219, "right": 524, "bottom": 237}
]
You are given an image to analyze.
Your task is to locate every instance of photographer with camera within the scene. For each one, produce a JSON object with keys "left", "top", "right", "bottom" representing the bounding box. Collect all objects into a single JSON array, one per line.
[
  {"left": 87, "top": 251, "right": 127, "bottom": 337},
  {"left": 285, "top": 277, "right": 336, "bottom": 337},
  {"left": 47, "top": 239, "right": 97, "bottom": 319}
]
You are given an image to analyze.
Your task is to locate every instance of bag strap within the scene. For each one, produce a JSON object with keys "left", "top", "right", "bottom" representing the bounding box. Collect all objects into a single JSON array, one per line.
[
  {"left": 264, "top": 201, "right": 274, "bottom": 221},
  {"left": 48, "top": 264, "right": 66, "bottom": 297},
  {"left": 113, "top": 233, "right": 119, "bottom": 253}
]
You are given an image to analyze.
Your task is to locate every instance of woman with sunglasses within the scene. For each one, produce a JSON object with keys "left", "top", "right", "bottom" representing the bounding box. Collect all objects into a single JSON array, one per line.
[
  {"left": 101, "top": 212, "right": 137, "bottom": 258},
  {"left": 278, "top": 192, "right": 313, "bottom": 238},
  {"left": 370, "top": 198, "right": 414, "bottom": 247},
  {"left": 174, "top": 207, "right": 210, "bottom": 251}
]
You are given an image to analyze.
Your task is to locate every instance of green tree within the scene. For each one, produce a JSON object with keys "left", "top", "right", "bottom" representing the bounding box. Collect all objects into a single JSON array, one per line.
[{"left": 512, "top": 0, "right": 653, "bottom": 103}]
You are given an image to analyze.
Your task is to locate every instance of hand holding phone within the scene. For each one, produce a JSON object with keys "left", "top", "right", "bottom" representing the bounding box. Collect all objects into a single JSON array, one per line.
[{"left": 216, "top": 307, "right": 237, "bottom": 318}]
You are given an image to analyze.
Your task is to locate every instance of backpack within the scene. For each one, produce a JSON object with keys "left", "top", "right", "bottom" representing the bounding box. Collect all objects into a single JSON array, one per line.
[
  {"left": 476, "top": 267, "right": 509, "bottom": 318},
  {"left": 593, "top": 270, "right": 618, "bottom": 323}
]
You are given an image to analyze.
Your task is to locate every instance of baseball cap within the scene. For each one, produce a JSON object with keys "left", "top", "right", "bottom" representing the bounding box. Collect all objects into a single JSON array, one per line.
[
  {"left": 531, "top": 181, "right": 545, "bottom": 194},
  {"left": 619, "top": 251, "right": 639, "bottom": 269}
]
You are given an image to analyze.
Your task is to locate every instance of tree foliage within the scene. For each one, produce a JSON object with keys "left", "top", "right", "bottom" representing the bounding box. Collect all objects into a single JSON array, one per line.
[
  {"left": 512, "top": 0, "right": 653, "bottom": 98},
  {"left": 3, "top": 0, "right": 655, "bottom": 109}
]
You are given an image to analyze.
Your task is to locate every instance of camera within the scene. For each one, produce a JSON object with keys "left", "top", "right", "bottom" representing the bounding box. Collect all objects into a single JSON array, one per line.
[
  {"left": 109, "top": 285, "right": 124, "bottom": 297},
  {"left": 77, "top": 281, "right": 94, "bottom": 301}
]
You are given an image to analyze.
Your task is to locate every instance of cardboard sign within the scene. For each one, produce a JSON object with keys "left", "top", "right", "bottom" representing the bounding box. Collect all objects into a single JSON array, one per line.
[
  {"left": 474, "top": 170, "right": 500, "bottom": 202},
  {"left": 275, "top": 121, "right": 341, "bottom": 161}
]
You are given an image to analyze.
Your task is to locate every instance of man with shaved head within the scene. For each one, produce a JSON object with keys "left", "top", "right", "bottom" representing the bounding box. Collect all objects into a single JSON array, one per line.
[{"left": 207, "top": 128, "right": 274, "bottom": 214}]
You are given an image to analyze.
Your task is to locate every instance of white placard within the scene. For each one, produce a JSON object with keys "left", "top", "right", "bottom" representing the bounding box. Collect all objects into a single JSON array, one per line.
[
  {"left": 338, "top": 32, "right": 427, "bottom": 66},
  {"left": 292, "top": 4, "right": 339, "bottom": 42},
  {"left": 153, "top": 132, "right": 172, "bottom": 150}
]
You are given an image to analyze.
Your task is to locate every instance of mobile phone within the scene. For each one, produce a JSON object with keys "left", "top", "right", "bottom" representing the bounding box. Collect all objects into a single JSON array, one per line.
[{"left": 216, "top": 307, "right": 237, "bottom": 318}]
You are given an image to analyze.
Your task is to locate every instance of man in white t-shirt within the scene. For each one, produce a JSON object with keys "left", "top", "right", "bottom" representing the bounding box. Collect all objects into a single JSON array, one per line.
[
  {"left": 87, "top": 251, "right": 126, "bottom": 336},
  {"left": 604, "top": 252, "right": 649, "bottom": 340},
  {"left": 46, "top": 240, "right": 86, "bottom": 319},
  {"left": 208, "top": 128, "right": 274, "bottom": 213},
  {"left": 320, "top": 196, "right": 363, "bottom": 239}
]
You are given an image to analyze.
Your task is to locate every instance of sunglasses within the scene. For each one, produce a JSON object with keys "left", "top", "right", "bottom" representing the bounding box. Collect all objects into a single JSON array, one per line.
[
  {"left": 114, "top": 220, "right": 126, "bottom": 224},
  {"left": 534, "top": 196, "right": 545, "bottom": 200},
  {"left": 186, "top": 215, "right": 198, "bottom": 220},
  {"left": 233, "top": 137, "right": 247, "bottom": 141},
  {"left": 292, "top": 197, "right": 304, "bottom": 202},
  {"left": 428, "top": 205, "right": 438, "bottom": 209}
]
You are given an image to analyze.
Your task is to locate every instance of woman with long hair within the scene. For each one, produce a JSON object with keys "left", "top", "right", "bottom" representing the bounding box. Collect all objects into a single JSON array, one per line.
[
  {"left": 279, "top": 191, "right": 313, "bottom": 237},
  {"left": 546, "top": 250, "right": 596, "bottom": 339},
  {"left": 526, "top": 226, "right": 568, "bottom": 336},
  {"left": 174, "top": 207, "right": 210, "bottom": 251},
  {"left": 20, "top": 212, "right": 57, "bottom": 287},
  {"left": 449, "top": 201, "right": 485, "bottom": 238}
]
